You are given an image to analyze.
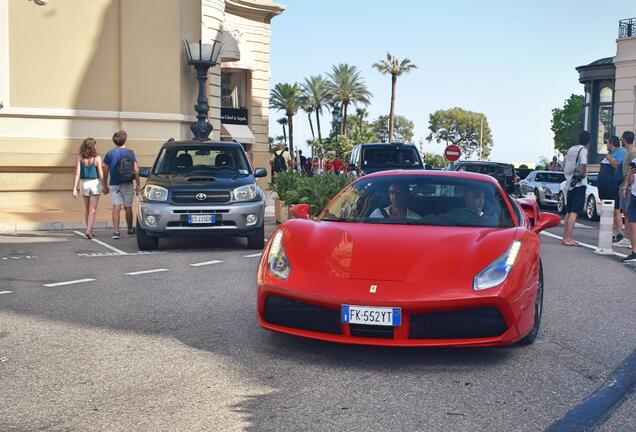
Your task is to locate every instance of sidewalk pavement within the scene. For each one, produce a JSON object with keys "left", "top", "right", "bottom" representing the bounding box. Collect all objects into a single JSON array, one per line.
[{"left": 0, "top": 195, "right": 276, "bottom": 233}]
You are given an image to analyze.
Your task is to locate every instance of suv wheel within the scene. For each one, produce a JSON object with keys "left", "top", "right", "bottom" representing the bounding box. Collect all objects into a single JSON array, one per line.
[
  {"left": 137, "top": 221, "right": 159, "bottom": 251},
  {"left": 246, "top": 224, "right": 265, "bottom": 249}
]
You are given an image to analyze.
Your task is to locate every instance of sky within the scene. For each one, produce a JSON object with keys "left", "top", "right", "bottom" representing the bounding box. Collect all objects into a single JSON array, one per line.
[{"left": 267, "top": 0, "right": 635, "bottom": 164}]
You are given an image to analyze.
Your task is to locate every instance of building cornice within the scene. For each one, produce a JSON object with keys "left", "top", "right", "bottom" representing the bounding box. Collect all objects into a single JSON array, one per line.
[
  {"left": 225, "top": 0, "right": 285, "bottom": 22},
  {"left": 0, "top": 107, "right": 196, "bottom": 123}
]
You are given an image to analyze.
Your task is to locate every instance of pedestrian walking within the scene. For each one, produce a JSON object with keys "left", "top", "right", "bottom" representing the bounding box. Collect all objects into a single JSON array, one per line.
[
  {"left": 617, "top": 130, "right": 636, "bottom": 251},
  {"left": 72, "top": 137, "right": 104, "bottom": 239},
  {"left": 270, "top": 143, "right": 291, "bottom": 176},
  {"left": 598, "top": 135, "right": 626, "bottom": 242},
  {"left": 562, "top": 131, "right": 590, "bottom": 246},
  {"left": 102, "top": 130, "right": 140, "bottom": 239},
  {"left": 548, "top": 156, "right": 562, "bottom": 171}
]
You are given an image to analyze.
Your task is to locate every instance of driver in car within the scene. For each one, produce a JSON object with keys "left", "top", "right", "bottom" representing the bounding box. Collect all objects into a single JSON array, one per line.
[
  {"left": 369, "top": 182, "right": 424, "bottom": 220},
  {"left": 441, "top": 185, "right": 495, "bottom": 226}
]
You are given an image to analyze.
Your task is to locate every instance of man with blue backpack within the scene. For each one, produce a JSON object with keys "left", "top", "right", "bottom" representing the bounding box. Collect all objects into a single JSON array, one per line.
[
  {"left": 103, "top": 130, "right": 140, "bottom": 239},
  {"left": 598, "top": 135, "right": 626, "bottom": 243}
]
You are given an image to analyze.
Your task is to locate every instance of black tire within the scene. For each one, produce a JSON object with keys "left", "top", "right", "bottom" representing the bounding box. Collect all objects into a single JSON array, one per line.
[
  {"left": 586, "top": 195, "right": 599, "bottom": 221},
  {"left": 534, "top": 188, "right": 542, "bottom": 208},
  {"left": 246, "top": 224, "right": 265, "bottom": 249},
  {"left": 136, "top": 221, "right": 159, "bottom": 251},
  {"left": 557, "top": 192, "right": 565, "bottom": 214},
  {"left": 518, "top": 261, "right": 543, "bottom": 345}
]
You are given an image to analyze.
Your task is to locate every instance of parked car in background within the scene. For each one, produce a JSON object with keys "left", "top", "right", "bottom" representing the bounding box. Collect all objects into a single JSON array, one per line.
[
  {"left": 136, "top": 139, "right": 267, "bottom": 250},
  {"left": 556, "top": 172, "right": 601, "bottom": 220},
  {"left": 348, "top": 142, "right": 424, "bottom": 177},
  {"left": 519, "top": 170, "right": 565, "bottom": 208},
  {"left": 448, "top": 161, "right": 520, "bottom": 196}
]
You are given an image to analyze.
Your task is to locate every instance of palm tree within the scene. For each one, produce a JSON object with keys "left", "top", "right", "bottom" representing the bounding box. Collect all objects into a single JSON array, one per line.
[
  {"left": 270, "top": 83, "right": 302, "bottom": 155},
  {"left": 276, "top": 117, "right": 288, "bottom": 144},
  {"left": 327, "top": 64, "right": 371, "bottom": 136},
  {"left": 355, "top": 107, "right": 368, "bottom": 134},
  {"left": 302, "top": 75, "right": 332, "bottom": 145},
  {"left": 301, "top": 100, "right": 315, "bottom": 140},
  {"left": 372, "top": 52, "right": 417, "bottom": 142}
]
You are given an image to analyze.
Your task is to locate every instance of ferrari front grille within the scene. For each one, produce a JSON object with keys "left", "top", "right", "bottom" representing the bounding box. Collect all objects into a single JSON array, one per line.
[
  {"left": 409, "top": 307, "right": 507, "bottom": 339},
  {"left": 263, "top": 295, "right": 341, "bottom": 335}
]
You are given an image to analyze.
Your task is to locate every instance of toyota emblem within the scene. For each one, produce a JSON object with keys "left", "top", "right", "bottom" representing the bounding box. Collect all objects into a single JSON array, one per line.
[{"left": 195, "top": 193, "right": 207, "bottom": 201}]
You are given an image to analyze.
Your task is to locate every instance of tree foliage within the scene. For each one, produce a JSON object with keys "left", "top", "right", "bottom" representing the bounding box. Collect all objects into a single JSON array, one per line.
[
  {"left": 270, "top": 83, "right": 302, "bottom": 154},
  {"left": 373, "top": 115, "right": 414, "bottom": 142},
  {"left": 427, "top": 107, "right": 492, "bottom": 159},
  {"left": 421, "top": 152, "right": 447, "bottom": 168},
  {"left": 551, "top": 94, "right": 584, "bottom": 156},
  {"left": 327, "top": 63, "right": 372, "bottom": 136}
]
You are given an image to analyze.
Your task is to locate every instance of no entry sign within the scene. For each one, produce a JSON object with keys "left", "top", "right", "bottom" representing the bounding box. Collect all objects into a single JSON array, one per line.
[{"left": 444, "top": 145, "right": 461, "bottom": 162}]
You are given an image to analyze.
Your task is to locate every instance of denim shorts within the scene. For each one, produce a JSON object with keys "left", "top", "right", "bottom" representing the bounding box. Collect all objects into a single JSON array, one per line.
[
  {"left": 565, "top": 186, "right": 586, "bottom": 215},
  {"left": 111, "top": 183, "right": 134, "bottom": 207},
  {"left": 627, "top": 194, "right": 636, "bottom": 223}
]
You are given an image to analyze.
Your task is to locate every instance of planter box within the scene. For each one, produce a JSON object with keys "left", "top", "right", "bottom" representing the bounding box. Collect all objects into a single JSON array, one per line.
[{"left": 274, "top": 199, "right": 289, "bottom": 224}]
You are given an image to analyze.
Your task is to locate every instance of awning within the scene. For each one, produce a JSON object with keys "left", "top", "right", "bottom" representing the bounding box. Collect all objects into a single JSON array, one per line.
[
  {"left": 221, "top": 123, "right": 255, "bottom": 144},
  {"left": 220, "top": 32, "right": 255, "bottom": 70},
  {"left": 219, "top": 30, "right": 240, "bottom": 62}
]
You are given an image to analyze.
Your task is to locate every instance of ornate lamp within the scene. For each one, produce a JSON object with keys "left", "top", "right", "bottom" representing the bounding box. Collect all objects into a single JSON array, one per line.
[
  {"left": 331, "top": 106, "right": 343, "bottom": 158},
  {"left": 183, "top": 39, "right": 222, "bottom": 141}
]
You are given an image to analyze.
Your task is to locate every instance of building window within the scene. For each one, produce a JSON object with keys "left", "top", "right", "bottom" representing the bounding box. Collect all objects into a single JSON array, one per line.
[
  {"left": 221, "top": 69, "right": 248, "bottom": 109},
  {"left": 599, "top": 86, "right": 613, "bottom": 103}
]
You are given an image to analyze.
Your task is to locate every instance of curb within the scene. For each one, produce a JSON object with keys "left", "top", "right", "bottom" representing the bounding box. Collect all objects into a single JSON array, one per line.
[{"left": 0, "top": 215, "right": 276, "bottom": 233}]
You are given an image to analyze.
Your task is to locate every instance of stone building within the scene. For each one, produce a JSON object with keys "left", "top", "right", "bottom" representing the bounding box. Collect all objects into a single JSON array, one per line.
[{"left": 0, "top": 0, "right": 283, "bottom": 216}]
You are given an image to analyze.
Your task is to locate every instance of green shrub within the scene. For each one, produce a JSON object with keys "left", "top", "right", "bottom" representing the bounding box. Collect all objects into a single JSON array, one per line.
[
  {"left": 267, "top": 171, "right": 301, "bottom": 203},
  {"left": 285, "top": 173, "right": 352, "bottom": 216}
]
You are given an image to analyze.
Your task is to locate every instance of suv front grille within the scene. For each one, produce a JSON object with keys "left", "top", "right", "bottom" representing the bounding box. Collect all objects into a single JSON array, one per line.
[{"left": 172, "top": 191, "right": 231, "bottom": 204}]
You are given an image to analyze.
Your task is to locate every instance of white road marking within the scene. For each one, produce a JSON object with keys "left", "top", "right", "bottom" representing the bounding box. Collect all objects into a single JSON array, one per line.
[
  {"left": 190, "top": 260, "right": 223, "bottom": 267},
  {"left": 125, "top": 268, "right": 169, "bottom": 276},
  {"left": 558, "top": 221, "right": 594, "bottom": 229},
  {"left": 73, "top": 231, "right": 127, "bottom": 255},
  {"left": 77, "top": 251, "right": 163, "bottom": 258},
  {"left": 44, "top": 278, "right": 95, "bottom": 287},
  {"left": 0, "top": 290, "right": 12, "bottom": 294},
  {"left": 243, "top": 253, "right": 262, "bottom": 258},
  {"left": 540, "top": 231, "right": 627, "bottom": 258}
]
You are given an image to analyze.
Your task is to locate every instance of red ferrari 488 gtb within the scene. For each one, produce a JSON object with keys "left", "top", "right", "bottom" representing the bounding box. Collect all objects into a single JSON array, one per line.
[{"left": 257, "top": 170, "right": 560, "bottom": 347}]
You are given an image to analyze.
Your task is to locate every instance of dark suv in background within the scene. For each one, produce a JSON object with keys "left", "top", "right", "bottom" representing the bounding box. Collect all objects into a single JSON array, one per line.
[
  {"left": 448, "top": 161, "right": 520, "bottom": 196},
  {"left": 348, "top": 142, "right": 424, "bottom": 177},
  {"left": 136, "top": 139, "right": 267, "bottom": 250}
]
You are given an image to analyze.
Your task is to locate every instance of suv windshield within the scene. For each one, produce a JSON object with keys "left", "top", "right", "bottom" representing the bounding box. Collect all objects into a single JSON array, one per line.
[
  {"left": 154, "top": 146, "right": 251, "bottom": 176},
  {"left": 535, "top": 172, "right": 565, "bottom": 183},
  {"left": 362, "top": 146, "right": 422, "bottom": 168},
  {"left": 321, "top": 176, "right": 514, "bottom": 228}
]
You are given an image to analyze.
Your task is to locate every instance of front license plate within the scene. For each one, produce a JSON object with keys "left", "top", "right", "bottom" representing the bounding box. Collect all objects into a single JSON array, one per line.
[
  {"left": 341, "top": 305, "right": 401, "bottom": 327},
  {"left": 188, "top": 214, "right": 215, "bottom": 224}
]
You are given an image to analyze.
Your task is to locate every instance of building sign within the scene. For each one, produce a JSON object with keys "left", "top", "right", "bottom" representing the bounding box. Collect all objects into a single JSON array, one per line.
[{"left": 221, "top": 108, "right": 248, "bottom": 125}]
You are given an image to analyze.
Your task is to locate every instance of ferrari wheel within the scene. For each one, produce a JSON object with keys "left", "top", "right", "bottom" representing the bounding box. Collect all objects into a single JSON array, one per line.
[
  {"left": 518, "top": 261, "right": 543, "bottom": 345},
  {"left": 556, "top": 192, "right": 565, "bottom": 214}
]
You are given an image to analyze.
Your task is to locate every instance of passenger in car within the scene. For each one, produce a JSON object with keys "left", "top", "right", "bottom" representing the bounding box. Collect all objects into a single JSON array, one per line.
[
  {"left": 439, "top": 185, "right": 496, "bottom": 226},
  {"left": 369, "top": 182, "right": 424, "bottom": 219}
]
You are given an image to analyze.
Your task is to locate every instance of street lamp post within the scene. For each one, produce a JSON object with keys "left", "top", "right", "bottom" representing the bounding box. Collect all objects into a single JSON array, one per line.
[
  {"left": 331, "top": 106, "right": 343, "bottom": 158},
  {"left": 183, "top": 39, "right": 222, "bottom": 141},
  {"left": 379, "top": 127, "right": 388, "bottom": 143}
]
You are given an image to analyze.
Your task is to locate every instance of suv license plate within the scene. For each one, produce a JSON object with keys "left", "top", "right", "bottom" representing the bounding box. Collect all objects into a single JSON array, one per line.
[
  {"left": 188, "top": 214, "right": 215, "bottom": 224},
  {"left": 341, "top": 305, "right": 401, "bottom": 326}
]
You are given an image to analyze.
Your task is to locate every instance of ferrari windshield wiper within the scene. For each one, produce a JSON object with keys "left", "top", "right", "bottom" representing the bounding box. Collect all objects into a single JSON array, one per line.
[{"left": 321, "top": 217, "right": 354, "bottom": 222}]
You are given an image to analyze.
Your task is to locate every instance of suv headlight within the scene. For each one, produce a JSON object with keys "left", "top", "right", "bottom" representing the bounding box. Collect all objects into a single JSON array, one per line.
[
  {"left": 143, "top": 185, "right": 168, "bottom": 202},
  {"left": 267, "top": 230, "right": 290, "bottom": 279},
  {"left": 233, "top": 184, "right": 257, "bottom": 201},
  {"left": 473, "top": 241, "right": 521, "bottom": 291}
]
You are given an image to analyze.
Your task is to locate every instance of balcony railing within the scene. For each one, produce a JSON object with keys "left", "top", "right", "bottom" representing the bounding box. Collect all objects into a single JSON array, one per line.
[{"left": 619, "top": 18, "right": 636, "bottom": 39}]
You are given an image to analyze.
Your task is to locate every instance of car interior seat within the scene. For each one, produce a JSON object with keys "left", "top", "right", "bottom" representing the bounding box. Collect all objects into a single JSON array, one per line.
[
  {"left": 215, "top": 153, "right": 233, "bottom": 167},
  {"left": 175, "top": 153, "right": 193, "bottom": 171}
]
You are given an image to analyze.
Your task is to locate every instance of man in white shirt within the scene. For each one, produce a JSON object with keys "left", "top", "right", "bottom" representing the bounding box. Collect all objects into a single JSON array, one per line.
[{"left": 561, "top": 131, "right": 589, "bottom": 246}]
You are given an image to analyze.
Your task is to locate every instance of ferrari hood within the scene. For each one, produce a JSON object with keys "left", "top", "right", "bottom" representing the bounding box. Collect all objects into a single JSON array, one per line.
[{"left": 283, "top": 221, "right": 519, "bottom": 283}]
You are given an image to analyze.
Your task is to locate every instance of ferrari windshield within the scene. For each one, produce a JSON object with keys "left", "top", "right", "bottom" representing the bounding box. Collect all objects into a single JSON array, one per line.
[
  {"left": 154, "top": 146, "right": 251, "bottom": 177},
  {"left": 321, "top": 176, "right": 515, "bottom": 228}
]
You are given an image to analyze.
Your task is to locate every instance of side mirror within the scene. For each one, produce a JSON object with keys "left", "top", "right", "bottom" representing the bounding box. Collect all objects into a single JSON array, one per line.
[
  {"left": 254, "top": 168, "right": 267, "bottom": 178},
  {"left": 289, "top": 204, "right": 310, "bottom": 220},
  {"left": 516, "top": 197, "right": 539, "bottom": 226},
  {"left": 139, "top": 167, "right": 150, "bottom": 178},
  {"left": 532, "top": 212, "right": 560, "bottom": 233}
]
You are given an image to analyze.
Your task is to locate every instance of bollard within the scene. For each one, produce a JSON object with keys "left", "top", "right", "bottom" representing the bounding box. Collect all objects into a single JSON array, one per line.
[{"left": 594, "top": 200, "right": 615, "bottom": 255}]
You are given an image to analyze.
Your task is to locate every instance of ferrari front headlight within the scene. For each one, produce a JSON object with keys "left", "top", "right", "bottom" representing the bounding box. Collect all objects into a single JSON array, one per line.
[
  {"left": 473, "top": 241, "right": 521, "bottom": 291},
  {"left": 267, "top": 230, "right": 290, "bottom": 279}
]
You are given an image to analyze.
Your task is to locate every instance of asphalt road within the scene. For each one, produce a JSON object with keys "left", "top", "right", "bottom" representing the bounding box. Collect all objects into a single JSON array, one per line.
[{"left": 1, "top": 220, "right": 635, "bottom": 431}]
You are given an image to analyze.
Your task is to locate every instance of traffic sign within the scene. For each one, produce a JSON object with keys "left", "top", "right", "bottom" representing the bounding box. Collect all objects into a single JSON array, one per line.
[{"left": 444, "top": 145, "right": 461, "bottom": 162}]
